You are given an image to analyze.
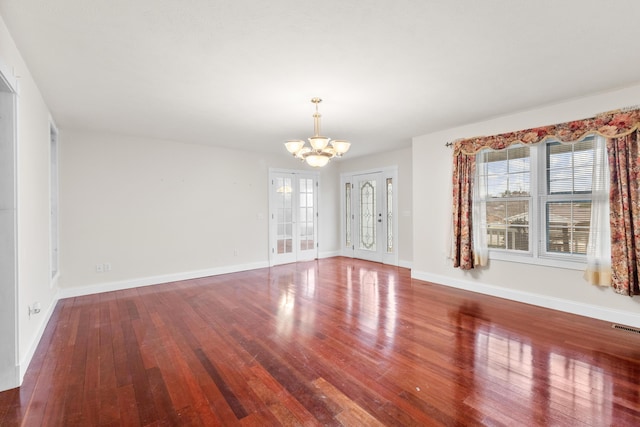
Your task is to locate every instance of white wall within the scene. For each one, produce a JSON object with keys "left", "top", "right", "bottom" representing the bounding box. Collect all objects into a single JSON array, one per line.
[
  {"left": 59, "top": 130, "right": 342, "bottom": 294},
  {"left": 317, "top": 161, "right": 341, "bottom": 257},
  {"left": 0, "top": 14, "right": 58, "bottom": 389},
  {"left": 413, "top": 84, "right": 640, "bottom": 328},
  {"left": 338, "top": 147, "right": 413, "bottom": 267}
]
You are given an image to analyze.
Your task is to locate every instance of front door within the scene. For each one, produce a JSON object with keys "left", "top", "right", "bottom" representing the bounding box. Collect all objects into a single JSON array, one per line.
[
  {"left": 353, "top": 173, "right": 384, "bottom": 262},
  {"left": 342, "top": 168, "right": 397, "bottom": 265}
]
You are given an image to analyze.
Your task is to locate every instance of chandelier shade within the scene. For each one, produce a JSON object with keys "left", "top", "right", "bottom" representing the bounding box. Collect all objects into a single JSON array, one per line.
[
  {"left": 284, "top": 98, "right": 351, "bottom": 167},
  {"left": 284, "top": 140, "right": 305, "bottom": 154}
]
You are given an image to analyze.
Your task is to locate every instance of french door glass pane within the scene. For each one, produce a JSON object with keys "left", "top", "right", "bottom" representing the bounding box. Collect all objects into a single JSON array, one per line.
[
  {"left": 345, "top": 183, "right": 352, "bottom": 247},
  {"left": 359, "top": 180, "right": 376, "bottom": 250},
  {"left": 386, "top": 178, "right": 393, "bottom": 253},
  {"left": 299, "top": 178, "right": 314, "bottom": 251},
  {"left": 276, "top": 177, "right": 293, "bottom": 254}
]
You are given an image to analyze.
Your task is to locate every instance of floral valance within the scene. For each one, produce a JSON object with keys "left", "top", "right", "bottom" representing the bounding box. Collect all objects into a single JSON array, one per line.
[{"left": 453, "top": 108, "right": 640, "bottom": 156}]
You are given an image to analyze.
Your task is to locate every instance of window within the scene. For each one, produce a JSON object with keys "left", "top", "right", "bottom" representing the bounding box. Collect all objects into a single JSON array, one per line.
[{"left": 475, "top": 135, "right": 601, "bottom": 267}]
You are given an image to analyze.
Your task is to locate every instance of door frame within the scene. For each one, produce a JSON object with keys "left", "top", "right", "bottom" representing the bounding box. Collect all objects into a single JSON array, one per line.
[
  {"left": 268, "top": 168, "right": 320, "bottom": 266},
  {"left": 0, "top": 57, "right": 19, "bottom": 391},
  {"left": 340, "top": 166, "right": 398, "bottom": 266}
]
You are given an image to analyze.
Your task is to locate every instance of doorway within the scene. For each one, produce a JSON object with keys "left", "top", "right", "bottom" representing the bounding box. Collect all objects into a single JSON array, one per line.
[
  {"left": 341, "top": 167, "right": 398, "bottom": 265},
  {"left": 269, "top": 169, "right": 319, "bottom": 266}
]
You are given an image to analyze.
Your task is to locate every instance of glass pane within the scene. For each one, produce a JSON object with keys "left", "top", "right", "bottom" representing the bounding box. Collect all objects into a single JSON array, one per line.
[
  {"left": 487, "top": 175, "right": 508, "bottom": 198},
  {"left": 507, "top": 148, "right": 530, "bottom": 172},
  {"left": 345, "top": 183, "right": 352, "bottom": 247},
  {"left": 386, "top": 178, "right": 393, "bottom": 253},
  {"left": 507, "top": 172, "right": 530, "bottom": 196},
  {"left": 573, "top": 166, "right": 593, "bottom": 193},
  {"left": 546, "top": 201, "right": 591, "bottom": 254},
  {"left": 486, "top": 200, "right": 506, "bottom": 222},
  {"left": 506, "top": 201, "right": 529, "bottom": 225},
  {"left": 298, "top": 178, "right": 314, "bottom": 252},
  {"left": 548, "top": 177, "right": 573, "bottom": 194},
  {"left": 276, "top": 177, "right": 293, "bottom": 254},
  {"left": 485, "top": 200, "right": 529, "bottom": 251},
  {"left": 481, "top": 145, "right": 531, "bottom": 199},
  {"left": 547, "top": 138, "right": 594, "bottom": 195},
  {"left": 485, "top": 201, "right": 506, "bottom": 249},
  {"left": 359, "top": 180, "right": 376, "bottom": 250},
  {"left": 506, "top": 201, "right": 529, "bottom": 250},
  {"left": 506, "top": 226, "right": 528, "bottom": 250}
]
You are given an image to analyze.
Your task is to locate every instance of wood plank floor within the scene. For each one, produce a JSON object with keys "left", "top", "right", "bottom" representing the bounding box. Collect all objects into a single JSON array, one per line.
[{"left": 1, "top": 257, "right": 640, "bottom": 426}]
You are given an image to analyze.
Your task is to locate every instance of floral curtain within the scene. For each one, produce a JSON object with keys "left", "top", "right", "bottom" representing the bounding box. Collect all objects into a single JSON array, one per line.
[
  {"left": 451, "top": 152, "right": 475, "bottom": 269},
  {"left": 451, "top": 108, "right": 640, "bottom": 296},
  {"left": 453, "top": 109, "right": 640, "bottom": 156},
  {"left": 607, "top": 130, "right": 640, "bottom": 296}
]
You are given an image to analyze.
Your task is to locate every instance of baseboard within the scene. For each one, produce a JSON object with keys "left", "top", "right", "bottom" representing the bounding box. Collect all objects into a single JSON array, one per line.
[
  {"left": 58, "top": 261, "right": 270, "bottom": 299},
  {"left": 19, "top": 294, "right": 59, "bottom": 383},
  {"left": 412, "top": 270, "right": 640, "bottom": 329},
  {"left": 0, "top": 364, "right": 19, "bottom": 392},
  {"left": 399, "top": 259, "right": 413, "bottom": 269},
  {"left": 319, "top": 250, "right": 341, "bottom": 259}
]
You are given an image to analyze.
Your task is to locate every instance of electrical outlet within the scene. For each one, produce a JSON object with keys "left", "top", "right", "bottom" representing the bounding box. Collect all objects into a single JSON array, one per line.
[
  {"left": 233, "top": 249, "right": 239, "bottom": 256},
  {"left": 96, "top": 264, "right": 104, "bottom": 273},
  {"left": 104, "top": 262, "right": 112, "bottom": 271}
]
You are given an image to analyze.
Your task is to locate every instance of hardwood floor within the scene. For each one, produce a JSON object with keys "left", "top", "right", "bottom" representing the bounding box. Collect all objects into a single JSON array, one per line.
[{"left": 1, "top": 257, "right": 639, "bottom": 426}]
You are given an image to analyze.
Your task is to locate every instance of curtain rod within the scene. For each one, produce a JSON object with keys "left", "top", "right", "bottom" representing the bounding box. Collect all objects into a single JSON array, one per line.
[{"left": 618, "top": 104, "right": 640, "bottom": 112}]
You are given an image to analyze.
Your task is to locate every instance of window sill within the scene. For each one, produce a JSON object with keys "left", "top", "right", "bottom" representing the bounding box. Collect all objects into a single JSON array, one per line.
[{"left": 488, "top": 250, "right": 586, "bottom": 271}]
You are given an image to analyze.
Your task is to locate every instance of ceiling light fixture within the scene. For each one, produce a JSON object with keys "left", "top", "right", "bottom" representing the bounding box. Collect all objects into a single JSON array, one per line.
[{"left": 284, "top": 97, "right": 351, "bottom": 167}]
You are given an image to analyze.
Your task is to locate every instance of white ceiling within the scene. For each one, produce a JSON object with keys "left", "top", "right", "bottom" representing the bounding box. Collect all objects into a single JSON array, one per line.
[{"left": 1, "top": 0, "right": 640, "bottom": 158}]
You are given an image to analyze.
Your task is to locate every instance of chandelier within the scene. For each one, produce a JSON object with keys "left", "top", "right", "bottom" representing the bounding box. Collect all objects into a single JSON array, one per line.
[{"left": 284, "top": 97, "right": 351, "bottom": 167}]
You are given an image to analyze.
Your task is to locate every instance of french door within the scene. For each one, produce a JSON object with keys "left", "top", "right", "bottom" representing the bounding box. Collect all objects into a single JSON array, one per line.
[
  {"left": 342, "top": 168, "right": 398, "bottom": 265},
  {"left": 269, "top": 170, "right": 319, "bottom": 266}
]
